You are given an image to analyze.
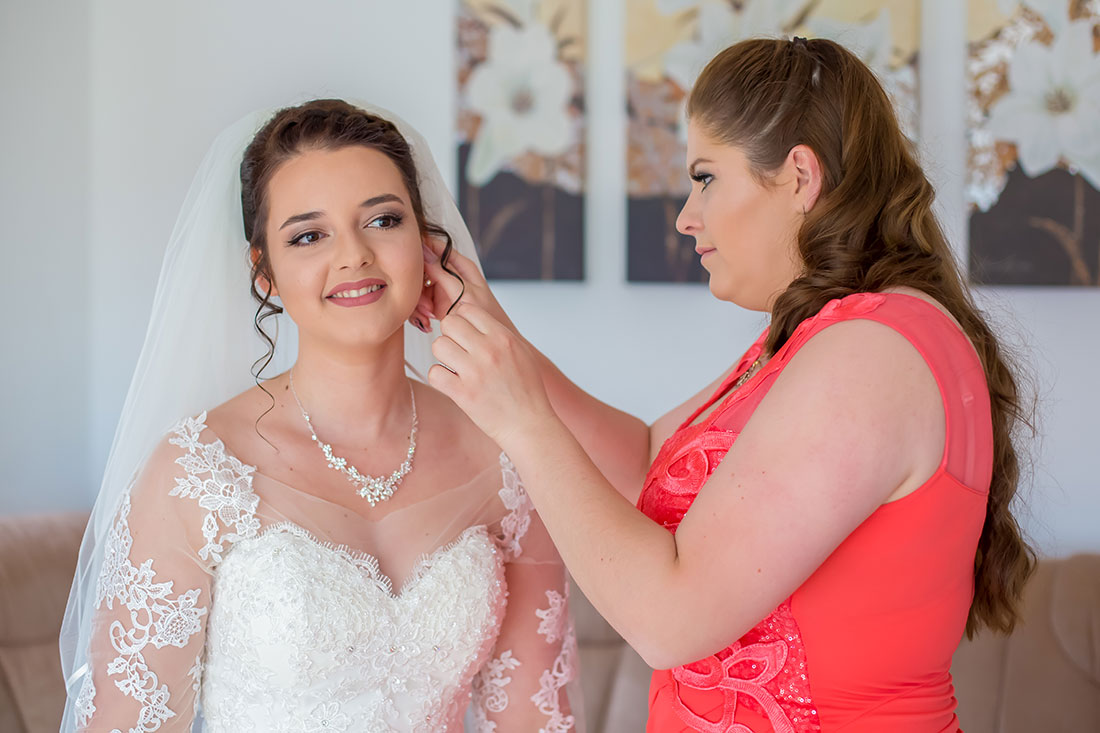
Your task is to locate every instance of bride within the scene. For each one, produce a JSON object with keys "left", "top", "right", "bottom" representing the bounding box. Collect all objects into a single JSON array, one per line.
[{"left": 59, "top": 99, "right": 579, "bottom": 732}]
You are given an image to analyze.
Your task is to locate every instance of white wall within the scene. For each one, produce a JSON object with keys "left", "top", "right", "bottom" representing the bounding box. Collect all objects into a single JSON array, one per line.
[
  {"left": 0, "top": 0, "right": 91, "bottom": 512},
  {"left": 1, "top": 0, "right": 1095, "bottom": 555}
]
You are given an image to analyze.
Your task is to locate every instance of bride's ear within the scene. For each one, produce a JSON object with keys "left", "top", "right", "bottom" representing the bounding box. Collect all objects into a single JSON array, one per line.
[{"left": 250, "top": 247, "right": 279, "bottom": 298}]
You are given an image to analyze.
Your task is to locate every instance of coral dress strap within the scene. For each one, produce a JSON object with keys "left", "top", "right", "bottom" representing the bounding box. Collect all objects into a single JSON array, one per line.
[
  {"left": 712, "top": 292, "right": 991, "bottom": 490},
  {"left": 680, "top": 328, "right": 770, "bottom": 430}
]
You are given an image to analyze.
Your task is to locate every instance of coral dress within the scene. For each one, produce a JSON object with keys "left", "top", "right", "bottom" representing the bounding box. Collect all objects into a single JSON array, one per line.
[{"left": 639, "top": 293, "right": 991, "bottom": 732}]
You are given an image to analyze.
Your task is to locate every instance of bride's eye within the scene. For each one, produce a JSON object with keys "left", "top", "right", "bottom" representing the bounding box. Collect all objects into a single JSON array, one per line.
[
  {"left": 288, "top": 230, "right": 324, "bottom": 246},
  {"left": 367, "top": 212, "right": 404, "bottom": 229}
]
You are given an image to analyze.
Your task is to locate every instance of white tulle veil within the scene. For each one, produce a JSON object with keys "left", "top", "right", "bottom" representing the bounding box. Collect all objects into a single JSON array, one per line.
[{"left": 58, "top": 101, "right": 484, "bottom": 729}]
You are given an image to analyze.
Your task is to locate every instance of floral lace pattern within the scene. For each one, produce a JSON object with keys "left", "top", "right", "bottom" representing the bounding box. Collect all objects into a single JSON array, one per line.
[
  {"left": 167, "top": 413, "right": 260, "bottom": 563},
  {"left": 92, "top": 492, "right": 208, "bottom": 732},
  {"left": 531, "top": 585, "right": 578, "bottom": 733},
  {"left": 74, "top": 675, "right": 96, "bottom": 729},
  {"left": 471, "top": 651, "right": 522, "bottom": 732},
  {"left": 78, "top": 413, "right": 576, "bottom": 732},
  {"left": 495, "top": 453, "right": 532, "bottom": 561},
  {"left": 201, "top": 524, "right": 506, "bottom": 732}
]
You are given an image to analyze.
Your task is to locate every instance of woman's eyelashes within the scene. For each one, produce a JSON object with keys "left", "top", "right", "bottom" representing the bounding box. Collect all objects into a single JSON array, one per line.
[
  {"left": 288, "top": 230, "right": 324, "bottom": 246},
  {"left": 367, "top": 211, "right": 404, "bottom": 229},
  {"left": 286, "top": 212, "right": 405, "bottom": 246},
  {"left": 690, "top": 172, "right": 714, "bottom": 191}
]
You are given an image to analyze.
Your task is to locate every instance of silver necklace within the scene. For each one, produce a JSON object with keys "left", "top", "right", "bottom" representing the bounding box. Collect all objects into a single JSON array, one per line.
[{"left": 288, "top": 370, "right": 418, "bottom": 506}]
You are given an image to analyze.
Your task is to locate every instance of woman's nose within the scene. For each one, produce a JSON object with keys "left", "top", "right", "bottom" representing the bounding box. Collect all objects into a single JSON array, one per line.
[
  {"left": 676, "top": 194, "right": 701, "bottom": 236},
  {"left": 336, "top": 230, "right": 375, "bottom": 270}
]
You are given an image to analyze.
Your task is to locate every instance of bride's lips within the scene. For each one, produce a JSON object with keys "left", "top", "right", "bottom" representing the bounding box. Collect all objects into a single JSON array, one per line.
[
  {"left": 326, "top": 278, "right": 386, "bottom": 307},
  {"left": 695, "top": 245, "right": 716, "bottom": 259}
]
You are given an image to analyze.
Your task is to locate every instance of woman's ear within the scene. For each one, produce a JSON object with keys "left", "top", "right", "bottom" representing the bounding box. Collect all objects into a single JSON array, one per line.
[
  {"left": 789, "top": 144, "right": 823, "bottom": 213},
  {"left": 250, "top": 247, "right": 279, "bottom": 298}
]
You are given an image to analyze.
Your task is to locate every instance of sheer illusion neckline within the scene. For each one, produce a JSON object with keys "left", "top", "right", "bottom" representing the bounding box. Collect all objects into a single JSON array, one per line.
[
  {"left": 252, "top": 521, "right": 494, "bottom": 599},
  {"left": 196, "top": 422, "right": 508, "bottom": 522}
]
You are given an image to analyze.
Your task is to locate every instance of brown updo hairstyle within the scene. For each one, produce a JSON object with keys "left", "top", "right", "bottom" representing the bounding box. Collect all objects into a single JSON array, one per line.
[
  {"left": 240, "top": 99, "right": 464, "bottom": 382},
  {"left": 688, "top": 38, "right": 1034, "bottom": 637}
]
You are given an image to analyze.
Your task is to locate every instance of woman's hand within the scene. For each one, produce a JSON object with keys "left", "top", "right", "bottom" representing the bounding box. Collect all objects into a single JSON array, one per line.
[
  {"left": 409, "top": 237, "right": 518, "bottom": 334},
  {"left": 427, "top": 303, "right": 555, "bottom": 448}
]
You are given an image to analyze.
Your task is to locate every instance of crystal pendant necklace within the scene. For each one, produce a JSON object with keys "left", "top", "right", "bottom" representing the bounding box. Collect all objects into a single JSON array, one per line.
[{"left": 288, "top": 370, "right": 417, "bottom": 506}]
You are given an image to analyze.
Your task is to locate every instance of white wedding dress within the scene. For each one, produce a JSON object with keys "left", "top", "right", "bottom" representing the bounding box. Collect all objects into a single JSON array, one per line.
[{"left": 71, "top": 412, "right": 578, "bottom": 732}]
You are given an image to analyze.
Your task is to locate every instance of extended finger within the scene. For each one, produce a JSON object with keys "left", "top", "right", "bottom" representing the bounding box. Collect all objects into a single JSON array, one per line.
[
  {"left": 438, "top": 311, "right": 487, "bottom": 347},
  {"left": 427, "top": 362, "right": 460, "bottom": 395},
  {"left": 453, "top": 302, "right": 505, "bottom": 336},
  {"left": 430, "top": 334, "right": 472, "bottom": 373}
]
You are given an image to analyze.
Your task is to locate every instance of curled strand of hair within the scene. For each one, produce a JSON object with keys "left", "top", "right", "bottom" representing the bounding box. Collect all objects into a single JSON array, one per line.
[
  {"left": 427, "top": 224, "right": 465, "bottom": 315},
  {"left": 249, "top": 270, "right": 281, "bottom": 451}
]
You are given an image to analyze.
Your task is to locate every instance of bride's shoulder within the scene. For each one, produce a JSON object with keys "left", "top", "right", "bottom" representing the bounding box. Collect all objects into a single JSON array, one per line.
[
  {"left": 134, "top": 382, "right": 274, "bottom": 490},
  {"left": 414, "top": 379, "right": 501, "bottom": 466}
]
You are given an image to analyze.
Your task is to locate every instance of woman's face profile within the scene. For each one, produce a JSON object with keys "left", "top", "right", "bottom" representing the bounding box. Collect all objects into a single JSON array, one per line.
[
  {"left": 676, "top": 120, "right": 804, "bottom": 311},
  {"left": 261, "top": 144, "right": 425, "bottom": 353}
]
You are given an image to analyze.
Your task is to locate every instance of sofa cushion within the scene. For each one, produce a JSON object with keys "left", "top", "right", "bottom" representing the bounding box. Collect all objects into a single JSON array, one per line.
[{"left": 0, "top": 512, "right": 88, "bottom": 733}]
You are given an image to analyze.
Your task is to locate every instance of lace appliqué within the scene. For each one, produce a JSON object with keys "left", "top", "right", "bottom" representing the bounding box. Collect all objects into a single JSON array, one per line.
[
  {"left": 532, "top": 588, "right": 578, "bottom": 733},
  {"left": 535, "top": 589, "right": 568, "bottom": 644},
  {"left": 201, "top": 523, "right": 505, "bottom": 732},
  {"left": 305, "top": 701, "right": 351, "bottom": 732},
  {"left": 495, "top": 454, "right": 532, "bottom": 561},
  {"left": 83, "top": 412, "right": 262, "bottom": 733},
  {"left": 93, "top": 493, "right": 208, "bottom": 733},
  {"left": 670, "top": 599, "right": 820, "bottom": 733},
  {"left": 74, "top": 675, "right": 96, "bottom": 728},
  {"left": 167, "top": 412, "right": 260, "bottom": 564},
  {"left": 471, "top": 650, "right": 522, "bottom": 732}
]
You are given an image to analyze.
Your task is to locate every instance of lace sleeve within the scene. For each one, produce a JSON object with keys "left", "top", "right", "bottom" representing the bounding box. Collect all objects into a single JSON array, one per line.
[
  {"left": 472, "top": 456, "right": 581, "bottom": 732},
  {"left": 71, "top": 413, "right": 257, "bottom": 732}
]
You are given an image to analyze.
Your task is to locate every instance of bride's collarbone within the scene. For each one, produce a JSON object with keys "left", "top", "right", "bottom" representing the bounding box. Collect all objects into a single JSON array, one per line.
[{"left": 200, "top": 385, "right": 498, "bottom": 508}]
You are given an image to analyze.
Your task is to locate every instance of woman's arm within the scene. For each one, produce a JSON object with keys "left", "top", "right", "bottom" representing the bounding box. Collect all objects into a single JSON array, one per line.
[
  {"left": 420, "top": 243, "right": 730, "bottom": 501},
  {"left": 430, "top": 306, "right": 945, "bottom": 669},
  {"left": 71, "top": 438, "right": 212, "bottom": 732}
]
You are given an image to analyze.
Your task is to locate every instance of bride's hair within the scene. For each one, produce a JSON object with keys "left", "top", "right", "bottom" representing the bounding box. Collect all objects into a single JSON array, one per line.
[
  {"left": 688, "top": 38, "right": 1035, "bottom": 638},
  {"left": 239, "top": 99, "right": 463, "bottom": 381}
]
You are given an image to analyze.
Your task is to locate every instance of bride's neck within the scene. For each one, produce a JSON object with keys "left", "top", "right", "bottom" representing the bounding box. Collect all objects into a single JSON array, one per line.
[{"left": 288, "top": 333, "right": 413, "bottom": 441}]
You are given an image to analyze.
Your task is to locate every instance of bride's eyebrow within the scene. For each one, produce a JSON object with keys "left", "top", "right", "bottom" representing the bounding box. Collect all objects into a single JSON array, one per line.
[
  {"left": 278, "top": 194, "right": 405, "bottom": 231},
  {"left": 280, "top": 211, "right": 323, "bottom": 230},
  {"left": 360, "top": 193, "right": 403, "bottom": 208}
]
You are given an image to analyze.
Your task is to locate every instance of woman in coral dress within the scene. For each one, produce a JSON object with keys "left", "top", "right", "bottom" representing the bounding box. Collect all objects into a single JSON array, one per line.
[{"left": 421, "top": 38, "right": 1035, "bottom": 731}]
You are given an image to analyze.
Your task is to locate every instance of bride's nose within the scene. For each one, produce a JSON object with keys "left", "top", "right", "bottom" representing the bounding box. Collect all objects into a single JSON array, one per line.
[{"left": 334, "top": 229, "right": 375, "bottom": 270}]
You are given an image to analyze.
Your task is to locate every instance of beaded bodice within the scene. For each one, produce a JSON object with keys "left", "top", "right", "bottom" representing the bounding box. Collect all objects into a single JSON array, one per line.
[{"left": 71, "top": 413, "right": 579, "bottom": 732}]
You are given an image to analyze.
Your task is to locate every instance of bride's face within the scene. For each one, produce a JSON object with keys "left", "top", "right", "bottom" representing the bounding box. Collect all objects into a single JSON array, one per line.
[{"left": 262, "top": 145, "right": 424, "bottom": 351}]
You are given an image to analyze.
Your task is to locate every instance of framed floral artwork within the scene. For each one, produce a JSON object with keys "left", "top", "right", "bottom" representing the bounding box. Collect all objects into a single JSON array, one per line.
[
  {"left": 967, "top": 0, "right": 1100, "bottom": 286},
  {"left": 456, "top": 0, "right": 586, "bottom": 280},
  {"left": 625, "top": 0, "right": 920, "bottom": 282}
]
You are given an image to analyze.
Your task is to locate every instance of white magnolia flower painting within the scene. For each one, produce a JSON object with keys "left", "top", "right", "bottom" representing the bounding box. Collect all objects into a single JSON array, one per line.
[
  {"left": 625, "top": 0, "right": 921, "bottom": 283},
  {"left": 968, "top": 0, "right": 1100, "bottom": 286},
  {"left": 457, "top": 0, "right": 586, "bottom": 280}
]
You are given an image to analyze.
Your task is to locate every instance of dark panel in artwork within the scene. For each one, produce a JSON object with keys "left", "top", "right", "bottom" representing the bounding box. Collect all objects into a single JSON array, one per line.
[
  {"left": 627, "top": 195, "right": 708, "bottom": 283},
  {"left": 970, "top": 167, "right": 1100, "bottom": 287},
  {"left": 457, "top": 144, "right": 584, "bottom": 281}
]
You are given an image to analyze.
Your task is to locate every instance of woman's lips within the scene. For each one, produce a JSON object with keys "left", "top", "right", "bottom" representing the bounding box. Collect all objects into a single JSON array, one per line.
[{"left": 327, "top": 279, "right": 386, "bottom": 307}]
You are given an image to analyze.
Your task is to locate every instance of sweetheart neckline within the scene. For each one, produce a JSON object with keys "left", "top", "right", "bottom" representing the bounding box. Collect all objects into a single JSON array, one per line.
[{"left": 245, "top": 521, "right": 499, "bottom": 599}]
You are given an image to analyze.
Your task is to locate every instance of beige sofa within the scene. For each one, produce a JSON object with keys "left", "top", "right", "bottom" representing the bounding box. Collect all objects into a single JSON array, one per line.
[{"left": 2, "top": 512, "right": 1097, "bottom": 732}]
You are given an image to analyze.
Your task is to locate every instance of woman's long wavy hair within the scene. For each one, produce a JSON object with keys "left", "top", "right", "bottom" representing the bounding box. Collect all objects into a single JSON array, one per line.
[
  {"left": 688, "top": 38, "right": 1034, "bottom": 637},
  {"left": 239, "top": 99, "right": 463, "bottom": 385}
]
